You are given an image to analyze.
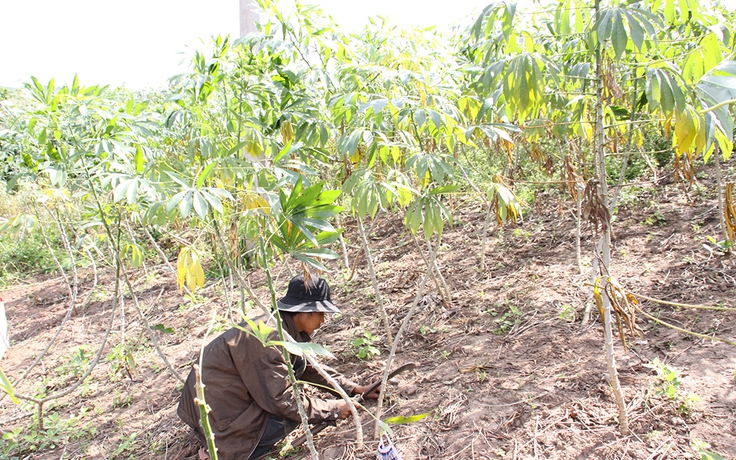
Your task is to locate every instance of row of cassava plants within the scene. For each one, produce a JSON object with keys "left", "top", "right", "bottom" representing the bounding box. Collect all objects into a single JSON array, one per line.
[{"left": 1, "top": 0, "right": 735, "bottom": 453}]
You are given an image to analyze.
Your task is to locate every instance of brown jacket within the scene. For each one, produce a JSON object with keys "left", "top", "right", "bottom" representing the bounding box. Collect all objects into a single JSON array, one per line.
[{"left": 177, "top": 313, "right": 358, "bottom": 460}]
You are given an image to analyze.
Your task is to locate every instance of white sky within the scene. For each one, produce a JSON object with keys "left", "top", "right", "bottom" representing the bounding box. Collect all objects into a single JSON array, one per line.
[{"left": 0, "top": 0, "right": 495, "bottom": 90}]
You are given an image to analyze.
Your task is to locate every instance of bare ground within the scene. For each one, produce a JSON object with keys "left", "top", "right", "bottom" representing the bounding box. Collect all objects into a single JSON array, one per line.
[{"left": 1, "top": 167, "right": 735, "bottom": 460}]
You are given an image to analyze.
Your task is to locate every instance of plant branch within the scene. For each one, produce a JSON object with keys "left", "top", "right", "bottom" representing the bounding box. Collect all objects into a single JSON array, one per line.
[{"left": 374, "top": 232, "right": 438, "bottom": 438}]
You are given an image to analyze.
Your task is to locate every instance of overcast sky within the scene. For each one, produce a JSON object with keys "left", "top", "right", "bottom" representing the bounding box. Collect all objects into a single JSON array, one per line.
[{"left": 0, "top": 0, "right": 493, "bottom": 90}]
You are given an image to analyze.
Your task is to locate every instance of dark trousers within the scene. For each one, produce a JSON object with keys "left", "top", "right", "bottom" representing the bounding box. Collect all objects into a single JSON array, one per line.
[{"left": 249, "top": 414, "right": 300, "bottom": 459}]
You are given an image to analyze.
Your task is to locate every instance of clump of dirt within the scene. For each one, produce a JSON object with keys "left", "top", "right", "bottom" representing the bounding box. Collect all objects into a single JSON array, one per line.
[{"left": 1, "top": 165, "right": 735, "bottom": 459}]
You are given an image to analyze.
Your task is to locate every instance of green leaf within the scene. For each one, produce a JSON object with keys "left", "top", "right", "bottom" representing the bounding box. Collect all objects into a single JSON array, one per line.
[
  {"left": 196, "top": 162, "right": 218, "bottom": 188},
  {"left": 428, "top": 109, "right": 442, "bottom": 130},
  {"left": 150, "top": 324, "right": 175, "bottom": 334},
  {"left": 429, "top": 185, "right": 461, "bottom": 195},
  {"left": 200, "top": 189, "right": 225, "bottom": 215},
  {"left": 0, "top": 366, "right": 19, "bottom": 405},
  {"left": 273, "top": 140, "right": 294, "bottom": 163},
  {"left": 297, "top": 248, "right": 339, "bottom": 260},
  {"left": 126, "top": 178, "right": 139, "bottom": 205},
  {"left": 414, "top": 109, "right": 426, "bottom": 128},
  {"left": 192, "top": 191, "right": 208, "bottom": 220},
  {"left": 179, "top": 191, "right": 193, "bottom": 218},
  {"left": 610, "top": 10, "right": 627, "bottom": 60},
  {"left": 293, "top": 251, "right": 330, "bottom": 272},
  {"left": 236, "top": 317, "right": 274, "bottom": 346},
  {"left": 623, "top": 10, "right": 644, "bottom": 52},
  {"left": 134, "top": 146, "right": 144, "bottom": 174},
  {"left": 597, "top": 9, "right": 614, "bottom": 44},
  {"left": 166, "top": 190, "right": 188, "bottom": 214}
]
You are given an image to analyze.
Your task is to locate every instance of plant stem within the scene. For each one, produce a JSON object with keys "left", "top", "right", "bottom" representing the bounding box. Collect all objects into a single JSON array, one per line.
[
  {"left": 412, "top": 233, "right": 450, "bottom": 307},
  {"left": 82, "top": 160, "right": 183, "bottom": 383},
  {"left": 335, "top": 213, "right": 351, "bottom": 272},
  {"left": 32, "top": 201, "right": 76, "bottom": 315},
  {"left": 258, "top": 237, "right": 319, "bottom": 460},
  {"left": 575, "top": 181, "right": 584, "bottom": 274},
  {"left": 374, "top": 232, "right": 438, "bottom": 438},
  {"left": 357, "top": 215, "right": 394, "bottom": 347},
  {"left": 480, "top": 198, "right": 493, "bottom": 272},
  {"left": 715, "top": 146, "right": 729, "bottom": 244},
  {"left": 14, "top": 255, "right": 120, "bottom": 430},
  {"left": 593, "top": 0, "right": 628, "bottom": 434},
  {"left": 194, "top": 364, "right": 219, "bottom": 460},
  {"left": 195, "top": 302, "right": 223, "bottom": 460}
]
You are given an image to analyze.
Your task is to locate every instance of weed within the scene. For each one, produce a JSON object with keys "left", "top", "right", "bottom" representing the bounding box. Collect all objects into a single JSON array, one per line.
[
  {"left": 440, "top": 350, "right": 452, "bottom": 359},
  {"left": 512, "top": 228, "right": 530, "bottom": 239},
  {"left": 41, "top": 346, "right": 92, "bottom": 391},
  {"left": 558, "top": 303, "right": 576, "bottom": 322},
  {"left": 0, "top": 226, "right": 59, "bottom": 285},
  {"left": 703, "top": 236, "right": 732, "bottom": 255},
  {"left": 111, "top": 432, "right": 138, "bottom": 459},
  {"left": 691, "top": 439, "right": 729, "bottom": 460},
  {"left": 106, "top": 343, "right": 138, "bottom": 381},
  {"left": 0, "top": 408, "right": 97, "bottom": 458},
  {"left": 177, "top": 292, "right": 205, "bottom": 312},
  {"left": 646, "top": 358, "right": 701, "bottom": 416},
  {"left": 352, "top": 331, "right": 380, "bottom": 360},
  {"left": 419, "top": 325, "right": 437, "bottom": 335},
  {"left": 649, "top": 358, "right": 681, "bottom": 399},
  {"left": 112, "top": 392, "right": 133, "bottom": 409},
  {"left": 211, "top": 315, "right": 231, "bottom": 333},
  {"left": 643, "top": 210, "right": 667, "bottom": 226},
  {"left": 491, "top": 302, "right": 523, "bottom": 335}
]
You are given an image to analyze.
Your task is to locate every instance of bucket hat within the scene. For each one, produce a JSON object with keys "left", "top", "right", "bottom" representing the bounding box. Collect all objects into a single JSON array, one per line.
[{"left": 277, "top": 274, "right": 341, "bottom": 313}]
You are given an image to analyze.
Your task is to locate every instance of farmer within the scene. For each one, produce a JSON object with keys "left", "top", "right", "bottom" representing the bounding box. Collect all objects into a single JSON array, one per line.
[{"left": 177, "top": 274, "right": 377, "bottom": 460}]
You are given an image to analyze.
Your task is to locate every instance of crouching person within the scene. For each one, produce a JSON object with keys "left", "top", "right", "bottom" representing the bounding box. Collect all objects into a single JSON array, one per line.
[{"left": 178, "top": 274, "right": 376, "bottom": 459}]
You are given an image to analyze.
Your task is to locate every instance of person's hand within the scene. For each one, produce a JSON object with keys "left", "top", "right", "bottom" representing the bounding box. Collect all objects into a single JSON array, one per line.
[
  {"left": 339, "top": 401, "right": 354, "bottom": 419},
  {"left": 354, "top": 384, "right": 379, "bottom": 399}
]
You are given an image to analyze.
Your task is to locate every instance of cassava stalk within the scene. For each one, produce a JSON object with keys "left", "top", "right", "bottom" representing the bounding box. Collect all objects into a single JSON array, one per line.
[
  {"left": 15, "top": 255, "right": 120, "bottom": 430},
  {"left": 259, "top": 237, "right": 319, "bottom": 460},
  {"left": 592, "top": 0, "right": 629, "bottom": 433},
  {"left": 714, "top": 146, "right": 729, "bottom": 245},
  {"left": 374, "top": 232, "right": 438, "bottom": 438},
  {"left": 479, "top": 198, "right": 493, "bottom": 272},
  {"left": 194, "top": 364, "right": 219, "bottom": 460},
  {"left": 357, "top": 215, "right": 394, "bottom": 347}
]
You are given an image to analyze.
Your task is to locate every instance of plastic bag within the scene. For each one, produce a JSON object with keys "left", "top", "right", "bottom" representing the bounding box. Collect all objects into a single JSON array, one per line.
[{"left": 377, "top": 433, "right": 402, "bottom": 460}]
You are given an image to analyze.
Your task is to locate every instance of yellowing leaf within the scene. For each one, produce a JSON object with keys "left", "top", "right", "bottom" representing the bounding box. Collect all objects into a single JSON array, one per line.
[
  {"left": 349, "top": 148, "right": 362, "bottom": 165},
  {"left": 675, "top": 109, "right": 697, "bottom": 155},
  {"left": 694, "top": 114, "right": 706, "bottom": 154},
  {"left": 243, "top": 191, "right": 271, "bottom": 214},
  {"left": 280, "top": 120, "right": 294, "bottom": 143},
  {"left": 421, "top": 170, "right": 431, "bottom": 190},
  {"left": 177, "top": 246, "right": 205, "bottom": 294},
  {"left": 632, "top": 129, "right": 643, "bottom": 148},
  {"left": 384, "top": 410, "right": 433, "bottom": 425}
]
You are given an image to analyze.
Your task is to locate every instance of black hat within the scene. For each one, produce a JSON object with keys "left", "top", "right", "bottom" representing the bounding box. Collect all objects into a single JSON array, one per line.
[{"left": 277, "top": 274, "right": 341, "bottom": 313}]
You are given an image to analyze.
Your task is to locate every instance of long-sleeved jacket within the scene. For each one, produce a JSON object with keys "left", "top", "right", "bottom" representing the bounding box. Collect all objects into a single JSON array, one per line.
[{"left": 177, "top": 313, "right": 358, "bottom": 460}]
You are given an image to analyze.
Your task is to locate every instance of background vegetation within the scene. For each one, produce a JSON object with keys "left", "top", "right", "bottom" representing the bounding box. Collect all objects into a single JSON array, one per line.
[{"left": 1, "top": 0, "right": 735, "bottom": 458}]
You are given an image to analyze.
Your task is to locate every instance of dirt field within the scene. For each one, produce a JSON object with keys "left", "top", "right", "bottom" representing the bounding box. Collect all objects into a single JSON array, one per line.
[{"left": 1, "top": 166, "right": 735, "bottom": 459}]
